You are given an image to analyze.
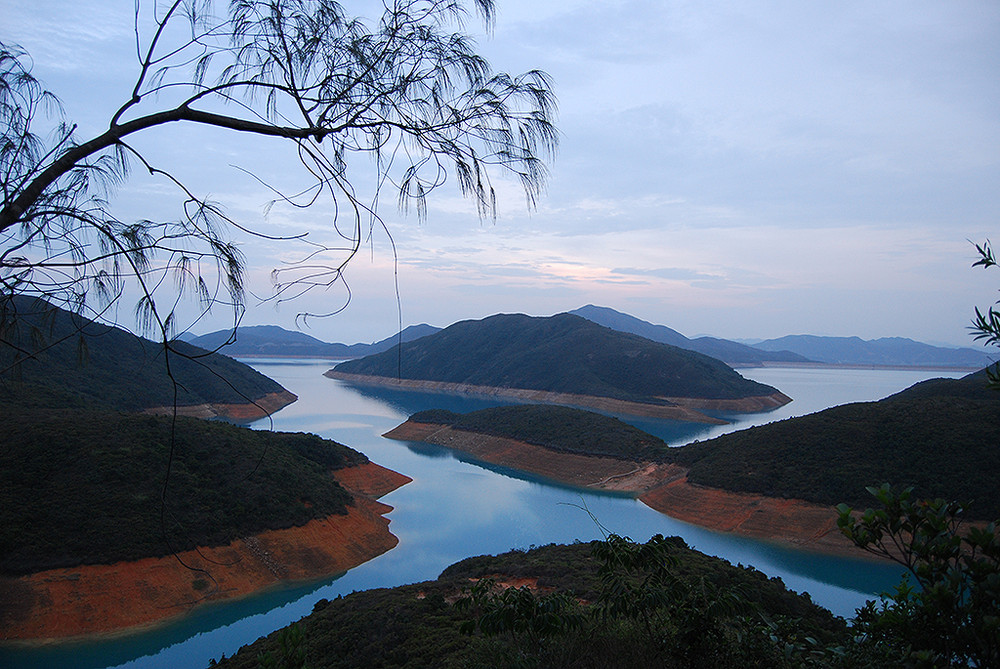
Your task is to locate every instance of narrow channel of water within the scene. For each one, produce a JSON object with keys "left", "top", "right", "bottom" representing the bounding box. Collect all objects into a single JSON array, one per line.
[{"left": 2, "top": 361, "right": 965, "bottom": 668}]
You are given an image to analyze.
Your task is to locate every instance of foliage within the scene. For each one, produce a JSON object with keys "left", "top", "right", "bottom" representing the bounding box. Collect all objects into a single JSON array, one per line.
[
  {"left": 837, "top": 484, "right": 1000, "bottom": 668},
  {"left": 335, "top": 312, "right": 781, "bottom": 402},
  {"left": 1, "top": 0, "right": 556, "bottom": 341},
  {"left": 971, "top": 240, "right": 1000, "bottom": 388},
  {"left": 0, "top": 408, "right": 366, "bottom": 574},
  {"left": 214, "top": 539, "right": 846, "bottom": 669},
  {"left": 674, "top": 389, "right": 1000, "bottom": 520},
  {"left": 410, "top": 404, "right": 674, "bottom": 461}
]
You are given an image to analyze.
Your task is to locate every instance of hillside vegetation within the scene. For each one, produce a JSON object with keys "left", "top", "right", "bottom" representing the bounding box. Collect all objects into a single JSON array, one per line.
[
  {"left": 675, "top": 371, "right": 1000, "bottom": 519},
  {"left": 213, "top": 539, "right": 845, "bottom": 669},
  {"left": 405, "top": 370, "right": 1000, "bottom": 520},
  {"left": 334, "top": 313, "right": 782, "bottom": 403},
  {"left": 0, "top": 297, "right": 285, "bottom": 412},
  {"left": 412, "top": 405, "right": 674, "bottom": 462},
  {"left": 0, "top": 408, "right": 367, "bottom": 575}
]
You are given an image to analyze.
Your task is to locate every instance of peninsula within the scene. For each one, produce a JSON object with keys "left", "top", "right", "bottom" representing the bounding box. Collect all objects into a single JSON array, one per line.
[{"left": 386, "top": 379, "right": 1000, "bottom": 557}]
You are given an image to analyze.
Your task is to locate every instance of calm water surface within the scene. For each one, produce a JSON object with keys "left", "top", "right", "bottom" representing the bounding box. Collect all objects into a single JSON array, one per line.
[{"left": 2, "top": 362, "right": 967, "bottom": 668}]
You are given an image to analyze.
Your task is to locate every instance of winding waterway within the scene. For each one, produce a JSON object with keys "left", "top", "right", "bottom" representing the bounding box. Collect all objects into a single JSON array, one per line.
[{"left": 2, "top": 362, "right": 967, "bottom": 668}]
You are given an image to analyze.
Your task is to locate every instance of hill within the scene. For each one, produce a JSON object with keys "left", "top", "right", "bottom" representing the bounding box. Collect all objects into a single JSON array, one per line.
[
  {"left": 330, "top": 313, "right": 788, "bottom": 416},
  {"left": 0, "top": 408, "right": 369, "bottom": 575},
  {"left": 213, "top": 539, "right": 845, "bottom": 669},
  {"left": 410, "top": 405, "right": 674, "bottom": 462},
  {"left": 0, "top": 297, "right": 293, "bottom": 416},
  {"left": 570, "top": 304, "right": 809, "bottom": 365},
  {"left": 397, "top": 368, "right": 1000, "bottom": 520},
  {"left": 187, "top": 323, "right": 441, "bottom": 358},
  {"left": 673, "top": 369, "right": 1000, "bottom": 519},
  {"left": 752, "top": 334, "right": 995, "bottom": 368}
]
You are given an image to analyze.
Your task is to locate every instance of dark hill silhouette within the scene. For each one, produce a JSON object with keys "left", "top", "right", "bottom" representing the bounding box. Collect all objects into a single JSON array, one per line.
[
  {"left": 752, "top": 334, "right": 995, "bottom": 368},
  {"left": 188, "top": 323, "right": 440, "bottom": 358},
  {"left": 674, "top": 368, "right": 1000, "bottom": 519},
  {"left": 331, "top": 312, "right": 785, "bottom": 405},
  {"left": 569, "top": 304, "right": 808, "bottom": 365},
  {"left": 0, "top": 297, "right": 288, "bottom": 413}
]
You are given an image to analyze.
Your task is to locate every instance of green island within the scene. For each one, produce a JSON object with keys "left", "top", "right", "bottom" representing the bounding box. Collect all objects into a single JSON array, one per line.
[{"left": 330, "top": 313, "right": 788, "bottom": 413}]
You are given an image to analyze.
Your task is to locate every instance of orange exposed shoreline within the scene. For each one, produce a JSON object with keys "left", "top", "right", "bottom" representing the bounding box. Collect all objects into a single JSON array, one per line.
[
  {"left": 328, "top": 371, "right": 792, "bottom": 424},
  {"left": 386, "top": 421, "right": 866, "bottom": 559},
  {"left": 143, "top": 389, "right": 299, "bottom": 422},
  {"left": 0, "top": 462, "right": 411, "bottom": 643}
]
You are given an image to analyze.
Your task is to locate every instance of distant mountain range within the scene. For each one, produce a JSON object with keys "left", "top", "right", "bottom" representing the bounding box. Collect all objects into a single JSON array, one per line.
[
  {"left": 571, "top": 305, "right": 994, "bottom": 369},
  {"left": 751, "top": 334, "right": 995, "bottom": 368},
  {"left": 330, "top": 313, "right": 788, "bottom": 415},
  {"left": 186, "top": 323, "right": 440, "bottom": 358},
  {"left": 569, "top": 305, "right": 808, "bottom": 365}
]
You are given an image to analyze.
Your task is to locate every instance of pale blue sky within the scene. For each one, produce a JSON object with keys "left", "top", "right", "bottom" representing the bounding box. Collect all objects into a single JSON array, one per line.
[{"left": 4, "top": 1, "right": 999, "bottom": 346}]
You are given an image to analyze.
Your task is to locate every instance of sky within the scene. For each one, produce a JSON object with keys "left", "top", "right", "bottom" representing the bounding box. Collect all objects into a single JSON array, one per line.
[{"left": 4, "top": 0, "right": 999, "bottom": 347}]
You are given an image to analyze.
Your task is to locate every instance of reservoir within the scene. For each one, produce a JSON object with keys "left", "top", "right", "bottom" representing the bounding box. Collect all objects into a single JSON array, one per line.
[{"left": 1, "top": 362, "right": 967, "bottom": 668}]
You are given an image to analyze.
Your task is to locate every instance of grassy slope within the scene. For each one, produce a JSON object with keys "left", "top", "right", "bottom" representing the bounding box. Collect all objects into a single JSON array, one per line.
[
  {"left": 334, "top": 313, "right": 781, "bottom": 403},
  {"left": 0, "top": 408, "right": 368, "bottom": 575},
  {"left": 0, "top": 297, "right": 284, "bottom": 411},
  {"left": 213, "top": 540, "right": 845, "bottom": 669}
]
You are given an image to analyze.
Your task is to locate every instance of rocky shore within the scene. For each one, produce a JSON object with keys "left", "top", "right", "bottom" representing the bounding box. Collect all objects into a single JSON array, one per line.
[
  {"left": 386, "top": 420, "right": 863, "bottom": 558},
  {"left": 0, "top": 463, "right": 411, "bottom": 642},
  {"left": 328, "top": 372, "right": 791, "bottom": 423}
]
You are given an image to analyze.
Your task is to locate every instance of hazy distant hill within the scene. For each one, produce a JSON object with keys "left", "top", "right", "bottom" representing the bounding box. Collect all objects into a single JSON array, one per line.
[
  {"left": 752, "top": 334, "right": 995, "bottom": 368},
  {"left": 675, "top": 368, "right": 1000, "bottom": 519},
  {"left": 188, "top": 323, "right": 440, "bottom": 358},
  {"left": 570, "top": 304, "right": 809, "bottom": 365},
  {"left": 333, "top": 312, "right": 784, "bottom": 404},
  {"left": 0, "top": 297, "right": 287, "bottom": 412}
]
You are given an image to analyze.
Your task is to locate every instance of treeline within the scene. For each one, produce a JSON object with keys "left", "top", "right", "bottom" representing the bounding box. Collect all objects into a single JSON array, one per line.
[{"left": 0, "top": 408, "right": 367, "bottom": 575}]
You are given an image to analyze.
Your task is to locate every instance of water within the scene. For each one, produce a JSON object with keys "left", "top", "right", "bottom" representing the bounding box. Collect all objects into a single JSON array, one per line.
[{"left": 1, "top": 362, "right": 967, "bottom": 668}]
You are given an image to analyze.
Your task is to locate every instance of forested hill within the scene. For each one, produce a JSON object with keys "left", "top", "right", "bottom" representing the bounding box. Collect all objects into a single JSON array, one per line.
[
  {"left": 0, "top": 297, "right": 286, "bottom": 412},
  {"left": 0, "top": 408, "right": 367, "bottom": 574},
  {"left": 674, "top": 368, "right": 1000, "bottom": 519},
  {"left": 332, "top": 313, "right": 783, "bottom": 403}
]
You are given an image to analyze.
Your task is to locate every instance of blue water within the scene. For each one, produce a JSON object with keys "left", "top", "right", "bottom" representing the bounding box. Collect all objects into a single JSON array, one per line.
[{"left": 1, "top": 362, "right": 966, "bottom": 668}]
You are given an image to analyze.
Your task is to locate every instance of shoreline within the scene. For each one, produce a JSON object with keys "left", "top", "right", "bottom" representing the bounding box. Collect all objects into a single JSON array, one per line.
[
  {"left": 386, "top": 421, "right": 867, "bottom": 559},
  {"left": 328, "top": 371, "right": 792, "bottom": 423},
  {"left": 0, "top": 462, "right": 411, "bottom": 644},
  {"left": 143, "top": 389, "right": 299, "bottom": 422}
]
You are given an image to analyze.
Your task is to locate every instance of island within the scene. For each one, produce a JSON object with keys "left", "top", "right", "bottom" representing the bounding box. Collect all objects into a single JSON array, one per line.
[{"left": 328, "top": 312, "right": 791, "bottom": 423}]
